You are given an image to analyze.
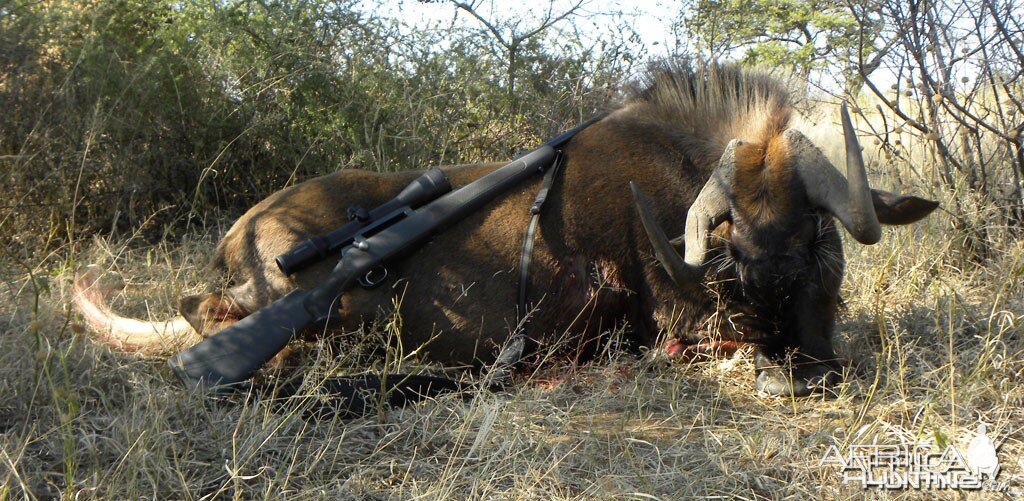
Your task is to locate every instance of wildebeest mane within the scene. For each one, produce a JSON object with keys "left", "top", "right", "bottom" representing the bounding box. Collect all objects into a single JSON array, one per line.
[
  {"left": 617, "top": 61, "right": 794, "bottom": 146},
  {"left": 615, "top": 61, "right": 800, "bottom": 222}
]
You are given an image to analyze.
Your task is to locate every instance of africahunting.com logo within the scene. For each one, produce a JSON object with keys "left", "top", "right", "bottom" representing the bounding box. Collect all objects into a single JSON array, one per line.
[{"left": 820, "top": 424, "right": 1008, "bottom": 491}]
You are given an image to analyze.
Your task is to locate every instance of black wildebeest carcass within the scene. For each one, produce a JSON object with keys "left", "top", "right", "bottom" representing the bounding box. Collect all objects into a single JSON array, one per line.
[{"left": 74, "top": 63, "right": 938, "bottom": 396}]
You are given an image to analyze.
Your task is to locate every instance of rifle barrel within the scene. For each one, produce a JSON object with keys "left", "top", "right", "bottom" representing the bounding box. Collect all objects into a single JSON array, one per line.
[{"left": 169, "top": 146, "right": 556, "bottom": 387}]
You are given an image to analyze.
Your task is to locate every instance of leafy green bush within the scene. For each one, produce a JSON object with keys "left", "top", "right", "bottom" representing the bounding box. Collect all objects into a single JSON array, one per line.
[{"left": 1, "top": 0, "right": 623, "bottom": 254}]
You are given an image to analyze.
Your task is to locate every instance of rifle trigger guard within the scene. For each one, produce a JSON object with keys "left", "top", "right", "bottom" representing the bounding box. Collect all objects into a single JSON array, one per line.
[{"left": 359, "top": 266, "right": 388, "bottom": 288}]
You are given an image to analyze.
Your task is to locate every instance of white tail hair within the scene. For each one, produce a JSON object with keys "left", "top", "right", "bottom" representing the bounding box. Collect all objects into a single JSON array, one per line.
[{"left": 72, "top": 265, "right": 202, "bottom": 356}]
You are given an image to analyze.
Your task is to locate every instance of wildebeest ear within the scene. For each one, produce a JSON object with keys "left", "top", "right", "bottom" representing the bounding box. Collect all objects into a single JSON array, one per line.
[{"left": 871, "top": 189, "right": 940, "bottom": 225}]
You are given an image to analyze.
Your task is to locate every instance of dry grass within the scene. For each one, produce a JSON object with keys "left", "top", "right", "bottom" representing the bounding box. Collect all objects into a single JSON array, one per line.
[{"left": 3, "top": 107, "right": 1024, "bottom": 500}]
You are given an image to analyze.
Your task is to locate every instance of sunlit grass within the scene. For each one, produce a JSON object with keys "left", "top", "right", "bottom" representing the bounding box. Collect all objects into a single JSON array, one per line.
[{"left": 2, "top": 105, "right": 1023, "bottom": 499}]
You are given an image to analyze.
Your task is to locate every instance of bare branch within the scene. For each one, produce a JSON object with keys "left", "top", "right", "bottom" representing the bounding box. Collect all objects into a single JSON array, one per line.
[{"left": 453, "top": 1, "right": 511, "bottom": 48}]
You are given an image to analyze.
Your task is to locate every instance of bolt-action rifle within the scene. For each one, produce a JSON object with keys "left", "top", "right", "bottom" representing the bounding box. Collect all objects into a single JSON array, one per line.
[{"left": 167, "top": 119, "right": 596, "bottom": 388}]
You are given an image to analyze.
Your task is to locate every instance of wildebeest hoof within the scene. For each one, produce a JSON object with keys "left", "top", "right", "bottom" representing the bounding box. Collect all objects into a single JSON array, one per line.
[{"left": 755, "top": 363, "right": 841, "bottom": 397}]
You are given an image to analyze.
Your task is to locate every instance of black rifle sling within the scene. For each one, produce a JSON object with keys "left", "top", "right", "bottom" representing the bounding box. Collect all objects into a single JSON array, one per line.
[
  {"left": 489, "top": 151, "right": 565, "bottom": 386},
  {"left": 519, "top": 151, "right": 564, "bottom": 311}
]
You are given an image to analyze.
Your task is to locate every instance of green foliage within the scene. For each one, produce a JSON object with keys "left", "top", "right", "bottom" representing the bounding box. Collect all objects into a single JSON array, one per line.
[
  {"left": 1, "top": 0, "right": 623, "bottom": 252},
  {"left": 684, "top": 0, "right": 865, "bottom": 76}
]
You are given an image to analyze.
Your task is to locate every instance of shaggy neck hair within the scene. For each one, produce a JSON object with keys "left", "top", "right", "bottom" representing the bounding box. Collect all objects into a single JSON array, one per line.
[{"left": 612, "top": 62, "right": 796, "bottom": 165}]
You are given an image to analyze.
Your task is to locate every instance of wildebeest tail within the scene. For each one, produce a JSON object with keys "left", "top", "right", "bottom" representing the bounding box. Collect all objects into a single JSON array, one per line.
[{"left": 72, "top": 265, "right": 203, "bottom": 355}]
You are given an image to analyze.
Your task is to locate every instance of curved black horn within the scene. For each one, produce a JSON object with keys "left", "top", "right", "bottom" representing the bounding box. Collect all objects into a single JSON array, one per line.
[
  {"left": 630, "top": 139, "right": 737, "bottom": 286},
  {"left": 795, "top": 105, "right": 882, "bottom": 244},
  {"left": 838, "top": 104, "right": 882, "bottom": 243},
  {"left": 630, "top": 182, "right": 700, "bottom": 286}
]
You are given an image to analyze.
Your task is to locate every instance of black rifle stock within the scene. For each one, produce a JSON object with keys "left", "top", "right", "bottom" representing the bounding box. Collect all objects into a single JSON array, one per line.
[{"left": 168, "top": 145, "right": 559, "bottom": 388}]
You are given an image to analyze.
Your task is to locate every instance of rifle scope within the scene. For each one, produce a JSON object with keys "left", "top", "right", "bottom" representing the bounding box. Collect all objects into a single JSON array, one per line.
[{"left": 274, "top": 167, "right": 451, "bottom": 275}]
